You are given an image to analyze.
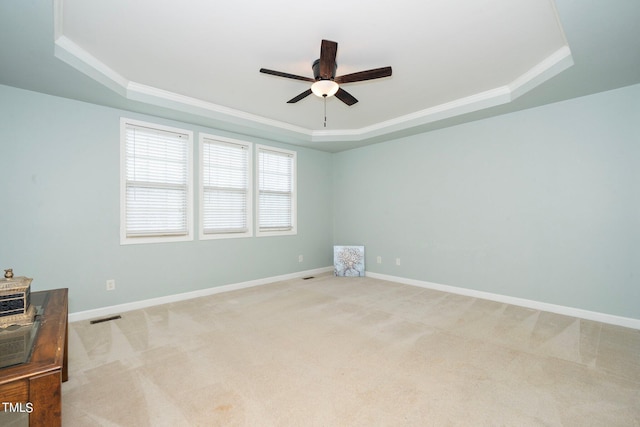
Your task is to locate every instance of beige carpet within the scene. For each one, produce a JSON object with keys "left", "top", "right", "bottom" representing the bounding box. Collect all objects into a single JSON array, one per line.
[{"left": 59, "top": 274, "right": 639, "bottom": 426}]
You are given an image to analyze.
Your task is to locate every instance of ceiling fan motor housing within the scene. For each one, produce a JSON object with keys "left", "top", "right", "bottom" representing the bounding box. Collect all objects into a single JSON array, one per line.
[{"left": 312, "top": 59, "right": 337, "bottom": 81}]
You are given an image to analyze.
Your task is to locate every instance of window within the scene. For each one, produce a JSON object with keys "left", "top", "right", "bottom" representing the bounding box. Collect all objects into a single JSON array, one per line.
[
  {"left": 199, "top": 134, "right": 252, "bottom": 239},
  {"left": 256, "top": 145, "right": 297, "bottom": 236},
  {"left": 120, "top": 119, "right": 193, "bottom": 244}
]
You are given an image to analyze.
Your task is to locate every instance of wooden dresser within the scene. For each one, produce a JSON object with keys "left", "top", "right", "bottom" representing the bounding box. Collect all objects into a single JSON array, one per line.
[{"left": 0, "top": 288, "right": 68, "bottom": 427}]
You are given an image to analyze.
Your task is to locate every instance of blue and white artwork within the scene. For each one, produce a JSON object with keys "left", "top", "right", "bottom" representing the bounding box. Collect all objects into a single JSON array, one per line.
[{"left": 334, "top": 246, "right": 365, "bottom": 277}]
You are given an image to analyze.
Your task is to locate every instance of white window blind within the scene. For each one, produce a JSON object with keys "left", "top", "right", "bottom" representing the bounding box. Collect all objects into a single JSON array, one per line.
[
  {"left": 201, "top": 137, "right": 251, "bottom": 237},
  {"left": 257, "top": 146, "right": 296, "bottom": 234},
  {"left": 122, "top": 120, "right": 192, "bottom": 242}
]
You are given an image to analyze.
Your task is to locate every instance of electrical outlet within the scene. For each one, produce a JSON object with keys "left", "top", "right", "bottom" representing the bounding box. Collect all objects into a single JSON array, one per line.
[
  {"left": 395, "top": 258, "right": 401, "bottom": 266},
  {"left": 298, "top": 255, "right": 304, "bottom": 262},
  {"left": 106, "top": 279, "right": 115, "bottom": 291},
  {"left": 376, "top": 256, "right": 382, "bottom": 264}
]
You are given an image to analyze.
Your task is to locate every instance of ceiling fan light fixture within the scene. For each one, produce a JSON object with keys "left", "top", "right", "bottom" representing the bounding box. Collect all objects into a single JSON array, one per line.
[{"left": 311, "top": 80, "right": 339, "bottom": 98}]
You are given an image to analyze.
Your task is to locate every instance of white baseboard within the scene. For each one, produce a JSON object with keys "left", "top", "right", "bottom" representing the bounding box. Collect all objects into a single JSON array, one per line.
[
  {"left": 70, "top": 267, "right": 639, "bottom": 330},
  {"left": 69, "top": 266, "right": 333, "bottom": 322},
  {"left": 366, "top": 271, "right": 640, "bottom": 330}
]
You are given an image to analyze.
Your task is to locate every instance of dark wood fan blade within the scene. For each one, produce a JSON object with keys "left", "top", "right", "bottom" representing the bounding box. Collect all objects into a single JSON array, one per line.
[
  {"left": 260, "top": 68, "right": 315, "bottom": 82},
  {"left": 334, "top": 88, "right": 358, "bottom": 106},
  {"left": 334, "top": 66, "right": 392, "bottom": 84},
  {"left": 287, "top": 89, "right": 313, "bottom": 103},
  {"left": 319, "top": 40, "right": 338, "bottom": 80}
]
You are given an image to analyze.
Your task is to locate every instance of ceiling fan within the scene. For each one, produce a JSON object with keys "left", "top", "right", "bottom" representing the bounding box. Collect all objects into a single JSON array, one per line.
[{"left": 260, "top": 39, "right": 392, "bottom": 106}]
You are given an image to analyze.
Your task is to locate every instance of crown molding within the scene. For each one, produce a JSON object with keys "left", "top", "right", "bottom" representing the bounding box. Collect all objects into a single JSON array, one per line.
[
  {"left": 53, "top": 4, "right": 572, "bottom": 145},
  {"left": 325, "top": 45, "right": 573, "bottom": 143}
]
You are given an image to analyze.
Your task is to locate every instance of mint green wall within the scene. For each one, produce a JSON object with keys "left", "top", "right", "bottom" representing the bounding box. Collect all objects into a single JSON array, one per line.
[
  {"left": 333, "top": 83, "right": 640, "bottom": 319},
  {"left": 2, "top": 83, "right": 639, "bottom": 319},
  {"left": 0, "top": 85, "right": 333, "bottom": 313}
]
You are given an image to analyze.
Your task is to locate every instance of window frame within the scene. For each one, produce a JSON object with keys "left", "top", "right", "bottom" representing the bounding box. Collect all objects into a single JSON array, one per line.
[
  {"left": 120, "top": 118, "right": 194, "bottom": 245},
  {"left": 255, "top": 144, "right": 297, "bottom": 237},
  {"left": 199, "top": 134, "right": 253, "bottom": 240}
]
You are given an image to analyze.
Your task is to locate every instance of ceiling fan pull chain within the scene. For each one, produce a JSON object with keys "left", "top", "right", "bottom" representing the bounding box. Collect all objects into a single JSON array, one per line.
[{"left": 323, "top": 94, "right": 327, "bottom": 127}]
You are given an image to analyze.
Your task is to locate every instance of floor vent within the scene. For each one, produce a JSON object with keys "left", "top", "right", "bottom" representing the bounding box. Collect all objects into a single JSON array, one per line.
[
  {"left": 302, "top": 276, "right": 315, "bottom": 280},
  {"left": 90, "top": 315, "right": 122, "bottom": 324}
]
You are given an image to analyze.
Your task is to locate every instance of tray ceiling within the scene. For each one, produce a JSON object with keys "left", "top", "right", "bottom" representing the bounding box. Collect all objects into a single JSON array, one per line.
[{"left": 1, "top": 1, "right": 639, "bottom": 151}]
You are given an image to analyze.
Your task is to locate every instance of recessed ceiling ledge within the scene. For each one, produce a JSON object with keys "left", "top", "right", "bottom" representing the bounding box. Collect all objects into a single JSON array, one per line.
[{"left": 54, "top": 23, "right": 573, "bottom": 145}]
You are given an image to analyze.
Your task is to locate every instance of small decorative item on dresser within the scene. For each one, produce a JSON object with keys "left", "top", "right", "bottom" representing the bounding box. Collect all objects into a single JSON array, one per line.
[
  {"left": 4, "top": 268, "right": 13, "bottom": 279},
  {"left": 0, "top": 275, "right": 35, "bottom": 327}
]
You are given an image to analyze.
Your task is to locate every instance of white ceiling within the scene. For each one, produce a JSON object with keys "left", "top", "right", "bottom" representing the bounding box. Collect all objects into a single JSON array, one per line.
[{"left": 1, "top": 1, "right": 639, "bottom": 151}]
